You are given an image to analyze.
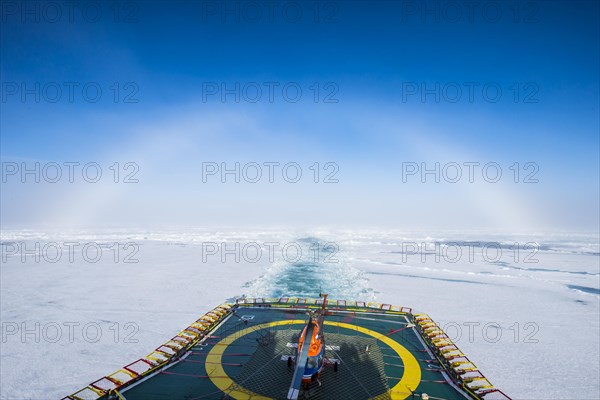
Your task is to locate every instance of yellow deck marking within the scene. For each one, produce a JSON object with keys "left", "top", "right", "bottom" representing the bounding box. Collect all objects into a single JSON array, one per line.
[{"left": 206, "top": 320, "right": 421, "bottom": 400}]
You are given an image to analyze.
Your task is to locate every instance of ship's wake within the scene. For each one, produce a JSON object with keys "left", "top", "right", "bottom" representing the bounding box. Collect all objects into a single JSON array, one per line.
[{"left": 243, "top": 237, "right": 375, "bottom": 300}]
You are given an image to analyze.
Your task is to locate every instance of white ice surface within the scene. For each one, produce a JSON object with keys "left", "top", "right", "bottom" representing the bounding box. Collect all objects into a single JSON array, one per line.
[{"left": 1, "top": 228, "right": 598, "bottom": 399}]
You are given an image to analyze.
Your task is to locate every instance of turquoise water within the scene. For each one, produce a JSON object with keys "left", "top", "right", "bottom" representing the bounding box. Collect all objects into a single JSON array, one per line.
[{"left": 245, "top": 237, "right": 374, "bottom": 300}]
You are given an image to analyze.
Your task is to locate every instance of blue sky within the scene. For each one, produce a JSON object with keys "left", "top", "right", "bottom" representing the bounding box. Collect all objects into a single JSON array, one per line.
[{"left": 1, "top": 0, "right": 598, "bottom": 231}]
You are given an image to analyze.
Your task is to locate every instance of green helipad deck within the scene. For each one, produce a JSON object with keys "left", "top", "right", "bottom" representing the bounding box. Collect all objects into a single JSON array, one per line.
[{"left": 63, "top": 298, "right": 511, "bottom": 400}]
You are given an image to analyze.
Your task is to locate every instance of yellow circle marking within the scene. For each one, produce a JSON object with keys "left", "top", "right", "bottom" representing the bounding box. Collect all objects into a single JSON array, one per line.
[{"left": 206, "top": 319, "right": 421, "bottom": 399}]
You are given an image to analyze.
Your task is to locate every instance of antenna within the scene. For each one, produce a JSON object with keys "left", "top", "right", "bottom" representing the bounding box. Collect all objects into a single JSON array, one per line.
[{"left": 321, "top": 293, "right": 329, "bottom": 312}]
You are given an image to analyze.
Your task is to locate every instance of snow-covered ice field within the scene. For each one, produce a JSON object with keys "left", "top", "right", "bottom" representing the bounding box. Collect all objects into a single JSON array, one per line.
[{"left": 1, "top": 228, "right": 598, "bottom": 399}]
